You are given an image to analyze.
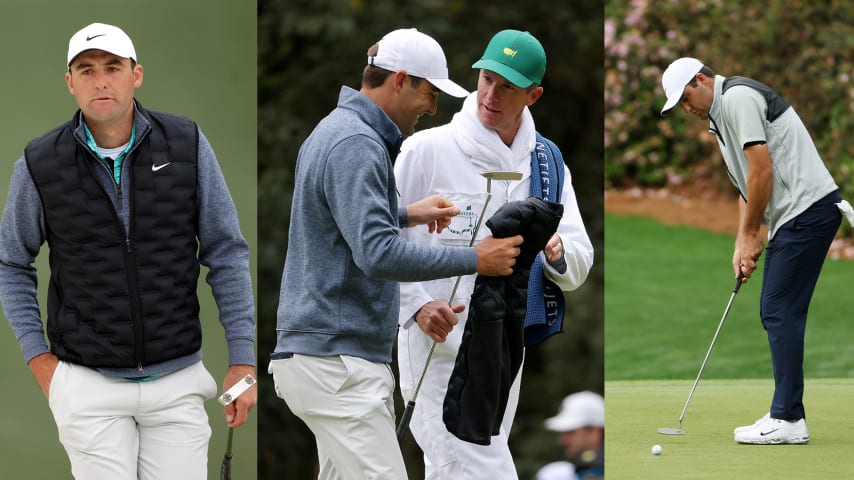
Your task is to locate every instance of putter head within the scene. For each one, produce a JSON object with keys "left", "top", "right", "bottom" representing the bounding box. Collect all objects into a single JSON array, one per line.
[
  {"left": 480, "top": 171, "right": 523, "bottom": 193},
  {"left": 480, "top": 170, "right": 523, "bottom": 181},
  {"left": 657, "top": 427, "right": 685, "bottom": 435}
]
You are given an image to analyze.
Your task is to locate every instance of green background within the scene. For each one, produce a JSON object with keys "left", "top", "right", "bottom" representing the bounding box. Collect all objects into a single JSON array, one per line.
[{"left": 0, "top": 1, "right": 257, "bottom": 478}]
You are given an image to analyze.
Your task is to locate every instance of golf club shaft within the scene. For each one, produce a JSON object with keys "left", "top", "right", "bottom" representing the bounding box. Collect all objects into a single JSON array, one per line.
[
  {"left": 220, "top": 427, "right": 234, "bottom": 480},
  {"left": 677, "top": 274, "right": 743, "bottom": 427},
  {"left": 409, "top": 190, "right": 493, "bottom": 401},
  {"left": 396, "top": 400, "right": 416, "bottom": 443},
  {"left": 398, "top": 183, "right": 499, "bottom": 443}
]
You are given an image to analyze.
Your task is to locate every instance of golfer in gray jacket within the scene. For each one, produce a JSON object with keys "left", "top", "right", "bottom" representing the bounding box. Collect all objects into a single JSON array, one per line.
[
  {"left": 270, "top": 28, "right": 522, "bottom": 479},
  {"left": 0, "top": 23, "right": 256, "bottom": 479}
]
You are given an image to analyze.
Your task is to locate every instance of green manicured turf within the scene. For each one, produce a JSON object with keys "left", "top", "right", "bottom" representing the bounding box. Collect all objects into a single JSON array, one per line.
[
  {"left": 607, "top": 379, "right": 854, "bottom": 479},
  {"left": 605, "top": 214, "right": 854, "bottom": 381},
  {"left": 606, "top": 214, "right": 854, "bottom": 478}
]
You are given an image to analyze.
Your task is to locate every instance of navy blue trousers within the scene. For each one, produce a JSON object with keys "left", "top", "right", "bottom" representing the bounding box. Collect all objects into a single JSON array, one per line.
[{"left": 761, "top": 190, "right": 841, "bottom": 420}]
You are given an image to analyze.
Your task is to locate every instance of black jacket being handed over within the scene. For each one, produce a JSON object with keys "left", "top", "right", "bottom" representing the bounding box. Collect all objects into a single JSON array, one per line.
[{"left": 443, "top": 196, "right": 563, "bottom": 445}]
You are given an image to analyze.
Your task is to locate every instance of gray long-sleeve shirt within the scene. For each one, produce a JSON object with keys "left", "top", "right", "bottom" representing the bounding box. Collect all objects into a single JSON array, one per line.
[
  {"left": 0, "top": 104, "right": 256, "bottom": 377},
  {"left": 275, "top": 86, "right": 478, "bottom": 363}
]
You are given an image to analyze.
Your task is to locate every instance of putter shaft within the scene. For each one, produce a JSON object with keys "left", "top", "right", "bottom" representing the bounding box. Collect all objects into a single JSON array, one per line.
[
  {"left": 397, "top": 171, "right": 521, "bottom": 444},
  {"left": 662, "top": 274, "right": 743, "bottom": 434}
]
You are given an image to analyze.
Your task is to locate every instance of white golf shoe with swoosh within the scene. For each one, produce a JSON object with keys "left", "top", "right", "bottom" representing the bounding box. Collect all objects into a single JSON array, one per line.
[
  {"left": 733, "top": 412, "right": 769, "bottom": 435},
  {"left": 734, "top": 415, "right": 810, "bottom": 444}
]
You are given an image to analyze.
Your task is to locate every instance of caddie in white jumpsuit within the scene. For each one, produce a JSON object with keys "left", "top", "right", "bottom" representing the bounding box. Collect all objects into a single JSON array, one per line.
[{"left": 395, "top": 30, "right": 594, "bottom": 479}]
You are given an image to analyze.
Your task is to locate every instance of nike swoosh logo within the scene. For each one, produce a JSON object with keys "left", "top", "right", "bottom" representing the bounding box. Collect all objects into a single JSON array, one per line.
[
  {"left": 86, "top": 34, "right": 106, "bottom": 41},
  {"left": 152, "top": 162, "right": 172, "bottom": 172},
  {"left": 759, "top": 429, "right": 779, "bottom": 436}
]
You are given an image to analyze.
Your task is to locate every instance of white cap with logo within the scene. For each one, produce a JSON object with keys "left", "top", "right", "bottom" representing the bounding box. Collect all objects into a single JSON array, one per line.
[
  {"left": 660, "top": 57, "right": 704, "bottom": 115},
  {"left": 545, "top": 391, "right": 605, "bottom": 432},
  {"left": 67, "top": 23, "right": 137, "bottom": 67},
  {"left": 368, "top": 28, "right": 468, "bottom": 98}
]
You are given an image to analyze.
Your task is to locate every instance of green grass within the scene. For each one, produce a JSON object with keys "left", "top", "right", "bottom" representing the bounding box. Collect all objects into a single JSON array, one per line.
[
  {"left": 606, "top": 214, "right": 854, "bottom": 478},
  {"left": 607, "top": 379, "right": 854, "bottom": 479},
  {"left": 605, "top": 214, "right": 854, "bottom": 381}
]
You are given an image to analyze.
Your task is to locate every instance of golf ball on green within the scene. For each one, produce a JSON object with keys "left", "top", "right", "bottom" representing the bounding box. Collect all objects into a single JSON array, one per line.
[{"left": 652, "top": 444, "right": 662, "bottom": 455}]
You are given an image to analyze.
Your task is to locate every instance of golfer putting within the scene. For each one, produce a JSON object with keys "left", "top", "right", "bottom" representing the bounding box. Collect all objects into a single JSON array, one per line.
[{"left": 660, "top": 57, "right": 844, "bottom": 444}]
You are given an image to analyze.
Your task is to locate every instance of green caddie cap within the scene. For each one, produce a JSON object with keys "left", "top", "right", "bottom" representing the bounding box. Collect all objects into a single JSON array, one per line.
[{"left": 472, "top": 30, "right": 546, "bottom": 88}]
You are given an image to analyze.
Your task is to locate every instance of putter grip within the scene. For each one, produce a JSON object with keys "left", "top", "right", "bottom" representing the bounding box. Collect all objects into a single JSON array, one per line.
[
  {"left": 733, "top": 271, "right": 745, "bottom": 293},
  {"left": 397, "top": 401, "right": 415, "bottom": 444}
]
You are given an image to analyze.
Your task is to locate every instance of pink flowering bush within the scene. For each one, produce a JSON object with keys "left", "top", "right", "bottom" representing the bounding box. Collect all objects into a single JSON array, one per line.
[{"left": 606, "top": 0, "right": 854, "bottom": 211}]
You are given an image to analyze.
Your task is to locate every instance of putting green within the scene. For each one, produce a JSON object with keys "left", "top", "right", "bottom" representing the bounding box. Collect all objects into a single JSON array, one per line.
[{"left": 606, "top": 379, "right": 854, "bottom": 478}]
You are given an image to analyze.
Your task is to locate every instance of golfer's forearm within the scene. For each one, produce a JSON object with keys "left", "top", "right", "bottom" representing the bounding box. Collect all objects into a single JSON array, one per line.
[
  {"left": 737, "top": 197, "right": 747, "bottom": 233},
  {"left": 226, "top": 337, "right": 256, "bottom": 367},
  {"left": 360, "top": 238, "right": 477, "bottom": 281},
  {"left": 398, "top": 207, "right": 409, "bottom": 227},
  {"left": 742, "top": 177, "right": 770, "bottom": 235},
  {"left": 0, "top": 263, "right": 47, "bottom": 363},
  {"left": 741, "top": 146, "right": 773, "bottom": 235},
  {"left": 19, "top": 330, "right": 51, "bottom": 364}
]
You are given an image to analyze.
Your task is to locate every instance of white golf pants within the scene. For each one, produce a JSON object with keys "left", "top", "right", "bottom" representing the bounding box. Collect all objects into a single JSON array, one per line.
[
  {"left": 48, "top": 360, "right": 217, "bottom": 480},
  {"left": 398, "top": 322, "right": 521, "bottom": 480},
  {"left": 269, "top": 354, "right": 408, "bottom": 480}
]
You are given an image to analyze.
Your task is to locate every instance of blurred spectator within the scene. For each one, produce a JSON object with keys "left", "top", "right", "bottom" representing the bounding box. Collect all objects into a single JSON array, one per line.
[
  {"left": 536, "top": 461, "right": 575, "bottom": 480},
  {"left": 537, "top": 391, "right": 604, "bottom": 480}
]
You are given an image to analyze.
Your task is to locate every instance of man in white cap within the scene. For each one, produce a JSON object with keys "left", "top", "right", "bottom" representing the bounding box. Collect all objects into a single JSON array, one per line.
[
  {"left": 660, "top": 57, "right": 842, "bottom": 444},
  {"left": 0, "top": 22, "right": 256, "bottom": 479},
  {"left": 393, "top": 29, "right": 593, "bottom": 479},
  {"left": 269, "top": 28, "right": 523, "bottom": 479},
  {"left": 538, "top": 391, "right": 604, "bottom": 480}
]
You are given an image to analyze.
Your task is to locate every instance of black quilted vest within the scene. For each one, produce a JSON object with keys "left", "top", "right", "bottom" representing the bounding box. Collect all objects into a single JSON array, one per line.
[{"left": 24, "top": 105, "right": 202, "bottom": 369}]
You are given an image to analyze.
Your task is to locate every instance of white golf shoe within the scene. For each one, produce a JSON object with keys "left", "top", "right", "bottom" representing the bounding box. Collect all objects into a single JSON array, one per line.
[
  {"left": 734, "top": 415, "right": 810, "bottom": 444},
  {"left": 733, "top": 412, "right": 770, "bottom": 435}
]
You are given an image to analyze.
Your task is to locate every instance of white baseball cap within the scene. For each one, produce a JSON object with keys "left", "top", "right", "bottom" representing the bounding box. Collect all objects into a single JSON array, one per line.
[
  {"left": 368, "top": 28, "right": 468, "bottom": 98},
  {"left": 536, "top": 461, "right": 576, "bottom": 480},
  {"left": 660, "top": 57, "right": 704, "bottom": 115},
  {"left": 545, "top": 391, "right": 605, "bottom": 432},
  {"left": 67, "top": 23, "right": 137, "bottom": 67}
]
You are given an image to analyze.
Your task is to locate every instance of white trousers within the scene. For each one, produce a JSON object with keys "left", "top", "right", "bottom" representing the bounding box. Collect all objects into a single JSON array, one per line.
[
  {"left": 48, "top": 360, "right": 217, "bottom": 480},
  {"left": 398, "top": 322, "right": 521, "bottom": 480},
  {"left": 269, "top": 354, "right": 407, "bottom": 480}
]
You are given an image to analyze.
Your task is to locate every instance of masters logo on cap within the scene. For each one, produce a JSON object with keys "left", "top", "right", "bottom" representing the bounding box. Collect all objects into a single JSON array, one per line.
[
  {"left": 67, "top": 22, "right": 137, "bottom": 68},
  {"left": 472, "top": 30, "right": 546, "bottom": 88}
]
